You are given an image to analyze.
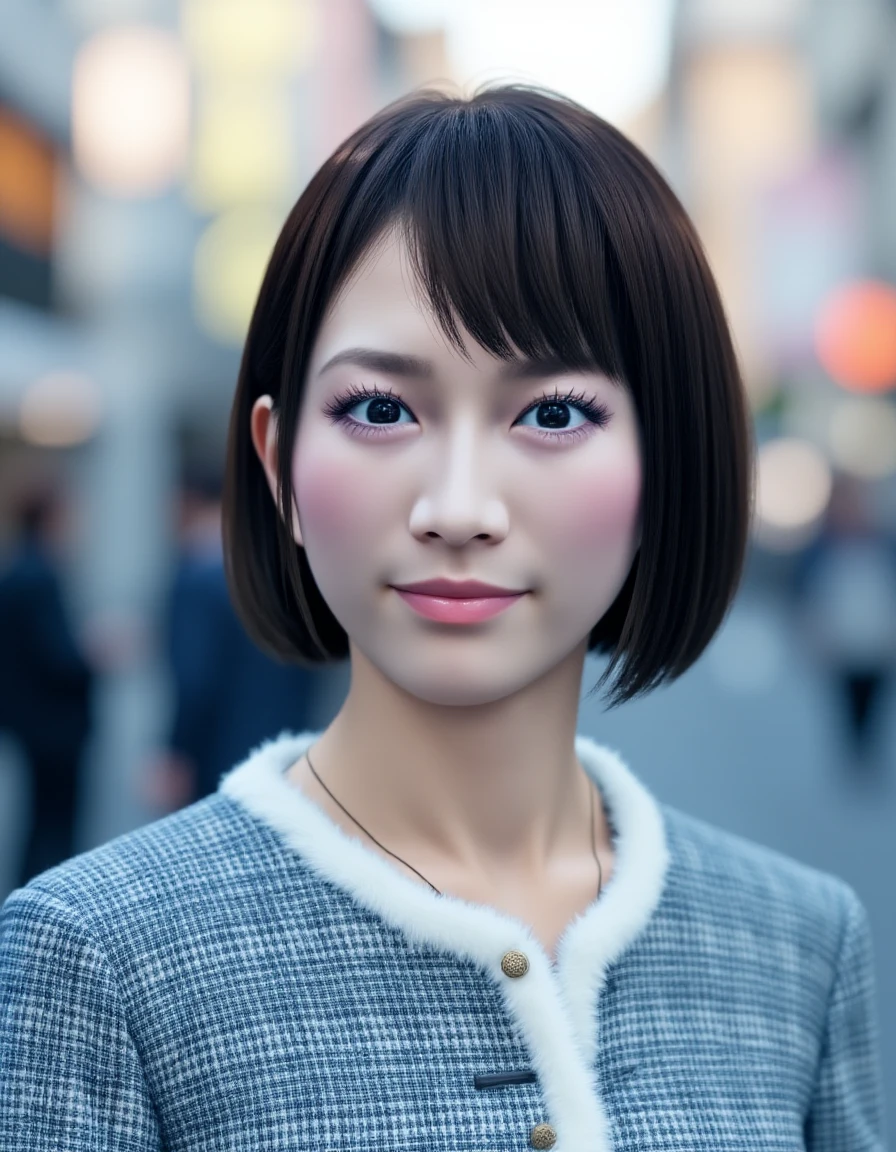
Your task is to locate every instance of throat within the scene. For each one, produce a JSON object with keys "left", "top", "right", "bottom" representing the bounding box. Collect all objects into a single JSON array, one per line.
[
  {"left": 401, "top": 850, "right": 611, "bottom": 966},
  {"left": 284, "top": 749, "right": 613, "bottom": 962}
]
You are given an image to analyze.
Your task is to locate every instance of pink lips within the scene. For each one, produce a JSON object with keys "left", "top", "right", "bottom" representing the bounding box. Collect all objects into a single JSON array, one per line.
[
  {"left": 392, "top": 588, "right": 526, "bottom": 624},
  {"left": 392, "top": 578, "right": 524, "bottom": 598}
]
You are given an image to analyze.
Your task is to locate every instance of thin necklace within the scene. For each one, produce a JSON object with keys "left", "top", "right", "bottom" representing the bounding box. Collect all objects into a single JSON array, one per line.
[{"left": 305, "top": 750, "right": 603, "bottom": 901}]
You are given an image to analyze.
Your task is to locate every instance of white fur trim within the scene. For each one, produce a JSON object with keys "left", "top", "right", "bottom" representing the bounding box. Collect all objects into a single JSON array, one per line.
[{"left": 220, "top": 729, "right": 669, "bottom": 1152}]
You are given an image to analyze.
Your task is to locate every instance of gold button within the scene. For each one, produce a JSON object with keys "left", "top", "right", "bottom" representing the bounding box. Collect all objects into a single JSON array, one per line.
[
  {"left": 500, "top": 950, "right": 530, "bottom": 978},
  {"left": 529, "top": 1122, "right": 557, "bottom": 1148}
]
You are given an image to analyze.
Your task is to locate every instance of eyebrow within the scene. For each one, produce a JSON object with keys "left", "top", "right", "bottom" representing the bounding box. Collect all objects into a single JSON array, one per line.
[
  {"left": 318, "top": 348, "right": 435, "bottom": 379},
  {"left": 316, "top": 347, "right": 621, "bottom": 386}
]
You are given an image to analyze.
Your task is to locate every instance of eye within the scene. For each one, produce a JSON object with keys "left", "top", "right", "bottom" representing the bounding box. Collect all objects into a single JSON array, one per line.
[
  {"left": 322, "top": 383, "right": 415, "bottom": 437},
  {"left": 514, "top": 389, "right": 612, "bottom": 443},
  {"left": 516, "top": 396, "right": 590, "bottom": 433}
]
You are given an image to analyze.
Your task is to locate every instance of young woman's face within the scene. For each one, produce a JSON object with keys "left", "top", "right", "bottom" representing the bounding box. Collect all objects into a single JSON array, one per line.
[{"left": 287, "top": 229, "right": 642, "bottom": 706}]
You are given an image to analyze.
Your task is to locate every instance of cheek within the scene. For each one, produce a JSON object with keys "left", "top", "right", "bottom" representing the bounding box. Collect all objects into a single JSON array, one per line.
[
  {"left": 539, "top": 454, "right": 642, "bottom": 554},
  {"left": 292, "top": 447, "right": 388, "bottom": 546}
]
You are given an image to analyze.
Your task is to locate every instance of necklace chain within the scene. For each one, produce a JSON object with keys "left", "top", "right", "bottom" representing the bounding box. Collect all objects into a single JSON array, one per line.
[{"left": 305, "top": 750, "right": 603, "bottom": 902}]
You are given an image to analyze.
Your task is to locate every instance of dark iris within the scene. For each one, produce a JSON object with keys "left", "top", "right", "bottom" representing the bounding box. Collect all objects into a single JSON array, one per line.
[
  {"left": 537, "top": 402, "right": 571, "bottom": 428},
  {"left": 367, "top": 398, "right": 402, "bottom": 423}
]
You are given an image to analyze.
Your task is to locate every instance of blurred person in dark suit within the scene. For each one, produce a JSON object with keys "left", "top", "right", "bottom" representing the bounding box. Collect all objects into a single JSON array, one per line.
[
  {"left": 142, "top": 469, "right": 337, "bottom": 811},
  {"left": 0, "top": 484, "right": 94, "bottom": 886},
  {"left": 791, "top": 473, "right": 896, "bottom": 776}
]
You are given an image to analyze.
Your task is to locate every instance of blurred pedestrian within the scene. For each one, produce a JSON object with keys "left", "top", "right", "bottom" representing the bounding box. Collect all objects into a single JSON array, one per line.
[
  {"left": 142, "top": 469, "right": 338, "bottom": 811},
  {"left": 791, "top": 474, "right": 896, "bottom": 775},
  {"left": 0, "top": 484, "right": 94, "bottom": 886}
]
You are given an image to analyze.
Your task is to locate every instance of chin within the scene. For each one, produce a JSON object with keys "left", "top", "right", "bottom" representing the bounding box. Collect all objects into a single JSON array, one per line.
[{"left": 387, "top": 664, "right": 539, "bottom": 709}]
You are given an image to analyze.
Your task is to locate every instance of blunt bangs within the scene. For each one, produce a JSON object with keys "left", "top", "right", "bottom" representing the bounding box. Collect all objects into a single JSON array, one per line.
[
  {"left": 399, "top": 103, "right": 627, "bottom": 380},
  {"left": 224, "top": 85, "right": 754, "bottom": 710}
]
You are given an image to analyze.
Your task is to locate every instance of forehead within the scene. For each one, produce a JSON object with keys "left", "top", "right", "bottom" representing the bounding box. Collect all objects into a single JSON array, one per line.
[{"left": 308, "top": 230, "right": 486, "bottom": 377}]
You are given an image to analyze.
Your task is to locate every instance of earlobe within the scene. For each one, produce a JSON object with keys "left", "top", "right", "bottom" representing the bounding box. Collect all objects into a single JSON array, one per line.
[{"left": 250, "top": 395, "right": 304, "bottom": 548}]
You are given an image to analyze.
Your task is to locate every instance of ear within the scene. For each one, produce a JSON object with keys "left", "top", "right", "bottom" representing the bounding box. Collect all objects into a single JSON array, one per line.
[{"left": 249, "top": 395, "right": 304, "bottom": 547}]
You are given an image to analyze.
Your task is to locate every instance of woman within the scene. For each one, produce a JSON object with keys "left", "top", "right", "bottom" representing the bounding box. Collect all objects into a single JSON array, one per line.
[{"left": 0, "top": 86, "right": 885, "bottom": 1151}]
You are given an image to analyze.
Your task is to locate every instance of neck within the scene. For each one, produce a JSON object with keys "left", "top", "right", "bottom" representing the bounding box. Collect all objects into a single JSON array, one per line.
[{"left": 304, "top": 641, "right": 608, "bottom": 881}]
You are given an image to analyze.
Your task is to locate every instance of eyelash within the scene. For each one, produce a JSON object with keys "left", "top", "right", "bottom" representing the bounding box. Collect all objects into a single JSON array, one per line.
[{"left": 322, "top": 383, "right": 612, "bottom": 444}]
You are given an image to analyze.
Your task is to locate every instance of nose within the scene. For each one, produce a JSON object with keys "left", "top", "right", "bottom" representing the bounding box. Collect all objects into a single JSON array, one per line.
[{"left": 408, "top": 426, "right": 510, "bottom": 545}]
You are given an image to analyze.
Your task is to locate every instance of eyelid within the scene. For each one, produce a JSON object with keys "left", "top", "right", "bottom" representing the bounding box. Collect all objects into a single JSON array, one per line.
[{"left": 324, "top": 381, "right": 607, "bottom": 416}]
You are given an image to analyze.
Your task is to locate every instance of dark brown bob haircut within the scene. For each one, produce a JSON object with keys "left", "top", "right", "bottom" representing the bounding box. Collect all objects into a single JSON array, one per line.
[{"left": 223, "top": 84, "right": 754, "bottom": 710}]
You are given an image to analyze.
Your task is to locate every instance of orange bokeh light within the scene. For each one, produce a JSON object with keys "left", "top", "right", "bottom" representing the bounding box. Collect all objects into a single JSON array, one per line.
[
  {"left": 815, "top": 280, "right": 896, "bottom": 393},
  {"left": 0, "top": 106, "right": 56, "bottom": 255}
]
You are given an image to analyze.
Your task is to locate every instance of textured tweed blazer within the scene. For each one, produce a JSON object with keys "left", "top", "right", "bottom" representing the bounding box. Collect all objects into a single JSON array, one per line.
[{"left": 0, "top": 729, "right": 887, "bottom": 1151}]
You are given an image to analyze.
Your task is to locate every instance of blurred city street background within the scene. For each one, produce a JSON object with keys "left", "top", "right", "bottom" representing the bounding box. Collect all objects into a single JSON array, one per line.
[{"left": 1, "top": 0, "right": 895, "bottom": 1106}]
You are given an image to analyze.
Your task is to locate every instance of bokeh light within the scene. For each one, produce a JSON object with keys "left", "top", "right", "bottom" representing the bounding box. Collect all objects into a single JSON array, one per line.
[
  {"left": 192, "top": 207, "right": 281, "bottom": 345},
  {"left": 814, "top": 279, "right": 896, "bottom": 393},
  {"left": 369, "top": 0, "right": 674, "bottom": 126},
  {"left": 19, "top": 371, "right": 103, "bottom": 447},
  {"left": 72, "top": 25, "right": 190, "bottom": 196},
  {"left": 181, "top": 0, "right": 317, "bottom": 76},
  {"left": 0, "top": 108, "right": 56, "bottom": 254},
  {"left": 188, "top": 83, "right": 290, "bottom": 211},
  {"left": 828, "top": 396, "right": 896, "bottom": 479},
  {"left": 752, "top": 437, "right": 833, "bottom": 551}
]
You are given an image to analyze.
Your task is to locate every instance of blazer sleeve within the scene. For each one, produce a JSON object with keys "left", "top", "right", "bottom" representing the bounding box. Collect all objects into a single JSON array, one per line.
[
  {"left": 0, "top": 886, "right": 163, "bottom": 1151},
  {"left": 803, "top": 885, "right": 888, "bottom": 1151}
]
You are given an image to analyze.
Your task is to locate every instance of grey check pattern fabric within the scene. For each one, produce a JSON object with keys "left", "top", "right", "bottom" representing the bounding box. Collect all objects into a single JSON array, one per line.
[{"left": 0, "top": 732, "right": 887, "bottom": 1151}]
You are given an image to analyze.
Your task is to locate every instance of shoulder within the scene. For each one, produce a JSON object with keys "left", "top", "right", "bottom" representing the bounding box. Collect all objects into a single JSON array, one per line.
[
  {"left": 1, "top": 792, "right": 287, "bottom": 968},
  {"left": 657, "top": 803, "right": 865, "bottom": 967}
]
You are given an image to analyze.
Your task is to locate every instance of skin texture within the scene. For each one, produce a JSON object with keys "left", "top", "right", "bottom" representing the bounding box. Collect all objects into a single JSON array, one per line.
[{"left": 250, "top": 229, "right": 643, "bottom": 894}]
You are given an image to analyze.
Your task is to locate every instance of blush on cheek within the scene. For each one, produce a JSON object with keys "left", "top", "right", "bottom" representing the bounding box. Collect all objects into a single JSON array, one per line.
[
  {"left": 292, "top": 454, "right": 378, "bottom": 541},
  {"left": 546, "top": 463, "right": 642, "bottom": 545}
]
